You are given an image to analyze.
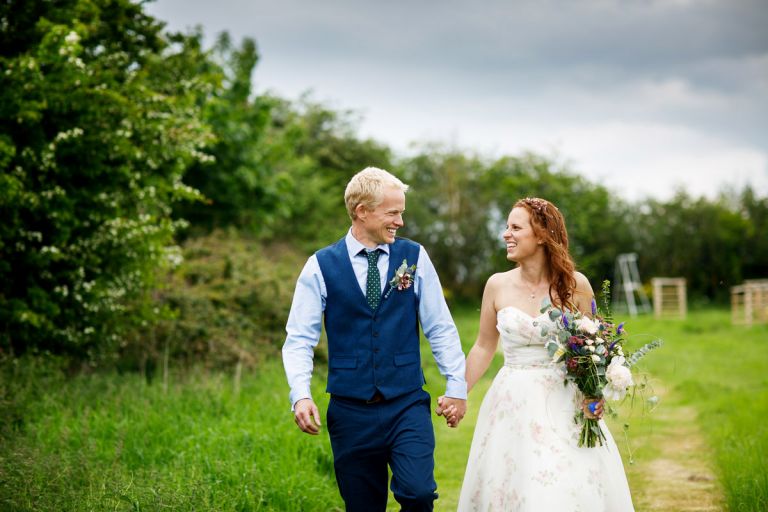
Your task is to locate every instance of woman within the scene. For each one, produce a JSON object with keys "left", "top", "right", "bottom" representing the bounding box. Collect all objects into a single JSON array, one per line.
[{"left": 453, "top": 197, "right": 633, "bottom": 511}]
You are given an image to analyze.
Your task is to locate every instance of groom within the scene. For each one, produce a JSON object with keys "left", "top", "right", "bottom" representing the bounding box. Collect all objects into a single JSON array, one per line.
[{"left": 282, "top": 167, "right": 467, "bottom": 511}]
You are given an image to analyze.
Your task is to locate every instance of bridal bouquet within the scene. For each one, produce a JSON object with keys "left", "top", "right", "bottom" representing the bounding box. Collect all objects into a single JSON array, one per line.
[{"left": 542, "top": 281, "right": 662, "bottom": 447}]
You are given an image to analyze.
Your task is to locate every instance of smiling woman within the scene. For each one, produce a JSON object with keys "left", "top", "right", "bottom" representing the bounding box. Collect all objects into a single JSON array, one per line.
[{"left": 456, "top": 196, "right": 635, "bottom": 511}]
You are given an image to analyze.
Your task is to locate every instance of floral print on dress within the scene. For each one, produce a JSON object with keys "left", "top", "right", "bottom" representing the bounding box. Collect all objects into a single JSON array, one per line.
[{"left": 457, "top": 307, "right": 635, "bottom": 511}]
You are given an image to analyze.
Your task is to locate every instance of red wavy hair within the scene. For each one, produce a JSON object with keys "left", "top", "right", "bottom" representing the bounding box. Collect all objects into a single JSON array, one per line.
[{"left": 513, "top": 197, "right": 577, "bottom": 310}]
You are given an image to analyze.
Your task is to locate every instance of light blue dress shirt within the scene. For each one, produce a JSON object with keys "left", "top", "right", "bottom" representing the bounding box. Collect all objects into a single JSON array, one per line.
[{"left": 282, "top": 229, "right": 467, "bottom": 408}]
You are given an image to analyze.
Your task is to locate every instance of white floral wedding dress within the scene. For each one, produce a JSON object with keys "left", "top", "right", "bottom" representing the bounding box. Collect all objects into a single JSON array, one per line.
[{"left": 457, "top": 306, "right": 634, "bottom": 511}]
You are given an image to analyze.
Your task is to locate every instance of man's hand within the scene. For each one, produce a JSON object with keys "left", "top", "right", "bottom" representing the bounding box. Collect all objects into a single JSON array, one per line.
[
  {"left": 294, "top": 398, "right": 322, "bottom": 435},
  {"left": 435, "top": 396, "right": 467, "bottom": 428}
]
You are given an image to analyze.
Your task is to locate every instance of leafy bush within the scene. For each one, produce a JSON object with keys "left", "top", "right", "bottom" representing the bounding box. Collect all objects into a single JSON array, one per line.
[
  {"left": 119, "top": 231, "right": 310, "bottom": 374},
  {"left": 0, "top": 0, "right": 212, "bottom": 359}
]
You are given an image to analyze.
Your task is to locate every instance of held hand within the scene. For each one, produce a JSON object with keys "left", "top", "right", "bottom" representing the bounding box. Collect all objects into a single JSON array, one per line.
[
  {"left": 435, "top": 395, "right": 455, "bottom": 422},
  {"left": 582, "top": 397, "right": 605, "bottom": 420},
  {"left": 435, "top": 396, "right": 453, "bottom": 426},
  {"left": 436, "top": 396, "right": 467, "bottom": 428},
  {"left": 435, "top": 395, "right": 446, "bottom": 416},
  {"left": 294, "top": 398, "right": 322, "bottom": 435}
]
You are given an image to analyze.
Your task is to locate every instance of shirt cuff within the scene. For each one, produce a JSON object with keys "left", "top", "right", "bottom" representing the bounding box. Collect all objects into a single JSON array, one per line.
[
  {"left": 444, "top": 379, "right": 468, "bottom": 400},
  {"left": 289, "top": 389, "right": 313, "bottom": 411}
]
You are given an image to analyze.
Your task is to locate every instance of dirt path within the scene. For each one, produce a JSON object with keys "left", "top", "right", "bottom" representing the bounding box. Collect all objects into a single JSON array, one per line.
[{"left": 623, "top": 391, "right": 725, "bottom": 511}]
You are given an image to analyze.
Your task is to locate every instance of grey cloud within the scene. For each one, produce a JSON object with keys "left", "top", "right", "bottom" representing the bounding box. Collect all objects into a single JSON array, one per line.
[{"left": 146, "top": 0, "right": 768, "bottom": 198}]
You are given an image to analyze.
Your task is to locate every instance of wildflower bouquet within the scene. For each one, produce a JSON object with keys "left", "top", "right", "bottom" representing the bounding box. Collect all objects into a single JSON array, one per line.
[{"left": 542, "top": 281, "right": 662, "bottom": 447}]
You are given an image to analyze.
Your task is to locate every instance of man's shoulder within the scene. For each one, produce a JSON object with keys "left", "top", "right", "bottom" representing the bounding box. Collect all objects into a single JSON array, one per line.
[
  {"left": 393, "top": 236, "right": 421, "bottom": 250},
  {"left": 315, "top": 237, "right": 347, "bottom": 257}
]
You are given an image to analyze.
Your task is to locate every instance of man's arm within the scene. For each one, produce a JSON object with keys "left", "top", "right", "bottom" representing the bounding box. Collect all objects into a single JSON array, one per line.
[
  {"left": 415, "top": 246, "right": 467, "bottom": 426},
  {"left": 282, "top": 255, "right": 325, "bottom": 433}
]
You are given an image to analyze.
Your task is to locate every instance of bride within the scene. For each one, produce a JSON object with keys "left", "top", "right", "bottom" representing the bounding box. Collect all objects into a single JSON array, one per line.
[{"left": 449, "top": 197, "right": 634, "bottom": 511}]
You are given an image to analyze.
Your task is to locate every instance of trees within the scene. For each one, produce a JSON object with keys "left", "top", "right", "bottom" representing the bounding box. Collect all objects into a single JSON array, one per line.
[
  {"left": 398, "top": 148, "right": 497, "bottom": 299},
  {"left": 398, "top": 149, "right": 633, "bottom": 300},
  {"left": 2, "top": 0, "right": 765, "bottom": 366},
  {"left": 481, "top": 154, "right": 634, "bottom": 289},
  {"left": 739, "top": 187, "right": 768, "bottom": 280},
  {"left": 174, "top": 33, "right": 285, "bottom": 233},
  {"left": 0, "top": 0, "right": 212, "bottom": 357},
  {"left": 174, "top": 32, "right": 393, "bottom": 246},
  {"left": 630, "top": 192, "right": 751, "bottom": 301}
]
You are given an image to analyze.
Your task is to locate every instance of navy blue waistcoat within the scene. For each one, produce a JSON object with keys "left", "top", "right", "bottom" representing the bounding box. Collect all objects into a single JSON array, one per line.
[{"left": 316, "top": 237, "right": 424, "bottom": 400}]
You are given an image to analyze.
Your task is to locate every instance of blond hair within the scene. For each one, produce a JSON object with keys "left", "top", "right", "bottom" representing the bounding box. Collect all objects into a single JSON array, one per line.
[{"left": 344, "top": 167, "right": 409, "bottom": 220}]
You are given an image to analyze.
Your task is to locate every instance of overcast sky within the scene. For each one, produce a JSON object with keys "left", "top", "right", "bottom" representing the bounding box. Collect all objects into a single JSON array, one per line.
[{"left": 146, "top": 0, "right": 768, "bottom": 201}]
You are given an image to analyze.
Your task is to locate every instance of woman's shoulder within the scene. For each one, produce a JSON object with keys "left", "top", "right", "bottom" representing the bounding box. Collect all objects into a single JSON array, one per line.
[
  {"left": 572, "top": 271, "right": 591, "bottom": 288},
  {"left": 486, "top": 269, "right": 516, "bottom": 288},
  {"left": 571, "top": 271, "right": 595, "bottom": 300}
]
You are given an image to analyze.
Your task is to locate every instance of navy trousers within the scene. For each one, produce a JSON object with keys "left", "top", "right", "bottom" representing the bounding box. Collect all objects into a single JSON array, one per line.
[{"left": 327, "top": 388, "right": 437, "bottom": 512}]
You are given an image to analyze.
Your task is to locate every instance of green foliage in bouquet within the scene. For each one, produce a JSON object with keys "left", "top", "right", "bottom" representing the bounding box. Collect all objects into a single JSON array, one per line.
[{"left": 543, "top": 281, "right": 662, "bottom": 447}]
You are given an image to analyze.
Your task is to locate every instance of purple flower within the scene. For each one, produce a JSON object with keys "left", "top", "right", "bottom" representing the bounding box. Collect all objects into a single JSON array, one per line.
[
  {"left": 591, "top": 299, "right": 597, "bottom": 315},
  {"left": 616, "top": 322, "right": 625, "bottom": 335},
  {"left": 562, "top": 315, "right": 570, "bottom": 328}
]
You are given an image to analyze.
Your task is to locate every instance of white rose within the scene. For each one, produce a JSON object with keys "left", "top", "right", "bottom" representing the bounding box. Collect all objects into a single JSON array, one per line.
[
  {"left": 602, "top": 383, "right": 626, "bottom": 401},
  {"left": 576, "top": 317, "right": 598, "bottom": 335},
  {"left": 605, "top": 356, "right": 633, "bottom": 392},
  {"left": 586, "top": 338, "right": 594, "bottom": 345},
  {"left": 591, "top": 354, "right": 600, "bottom": 362},
  {"left": 595, "top": 337, "right": 605, "bottom": 345}
]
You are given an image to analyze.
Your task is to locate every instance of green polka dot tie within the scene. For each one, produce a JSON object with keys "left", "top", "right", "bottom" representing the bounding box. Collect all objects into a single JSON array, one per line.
[{"left": 365, "top": 249, "right": 381, "bottom": 310}]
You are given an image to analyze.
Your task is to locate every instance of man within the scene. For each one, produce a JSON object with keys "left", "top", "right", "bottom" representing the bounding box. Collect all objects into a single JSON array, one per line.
[{"left": 282, "top": 167, "right": 467, "bottom": 511}]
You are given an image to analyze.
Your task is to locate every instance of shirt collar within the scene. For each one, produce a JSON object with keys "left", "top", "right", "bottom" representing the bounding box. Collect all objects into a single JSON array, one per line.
[{"left": 345, "top": 228, "right": 391, "bottom": 258}]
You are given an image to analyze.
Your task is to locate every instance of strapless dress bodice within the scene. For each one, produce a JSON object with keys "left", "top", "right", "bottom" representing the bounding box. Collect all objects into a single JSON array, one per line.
[{"left": 496, "top": 306, "right": 556, "bottom": 367}]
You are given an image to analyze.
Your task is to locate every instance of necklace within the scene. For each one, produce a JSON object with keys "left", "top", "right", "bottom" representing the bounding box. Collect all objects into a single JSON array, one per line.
[{"left": 521, "top": 278, "right": 546, "bottom": 301}]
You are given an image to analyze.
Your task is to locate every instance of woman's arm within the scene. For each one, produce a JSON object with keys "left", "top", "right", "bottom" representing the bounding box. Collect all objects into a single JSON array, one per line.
[
  {"left": 465, "top": 274, "right": 503, "bottom": 393},
  {"left": 572, "top": 271, "right": 596, "bottom": 316}
]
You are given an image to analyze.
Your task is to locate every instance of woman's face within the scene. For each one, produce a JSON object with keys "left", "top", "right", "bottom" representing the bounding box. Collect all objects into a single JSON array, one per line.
[{"left": 502, "top": 207, "right": 542, "bottom": 262}]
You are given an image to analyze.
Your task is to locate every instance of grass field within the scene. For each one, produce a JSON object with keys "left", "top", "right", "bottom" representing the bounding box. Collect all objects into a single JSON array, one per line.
[
  {"left": 427, "top": 305, "right": 768, "bottom": 511},
  {"left": 1, "top": 307, "right": 766, "bottom": 511},
  {"left": 610, "top": 309, "right": 768, "bottom": 512},
  {"left": 0, "top": 359, "right": 342, "bottom": 511}
]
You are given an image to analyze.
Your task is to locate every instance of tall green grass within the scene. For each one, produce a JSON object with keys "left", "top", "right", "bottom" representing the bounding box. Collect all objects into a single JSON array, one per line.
[
  {"left": 2, "top": 307, "right": 765, "bottom": 511},
  {"left": 0, "top": 359, "right": 342, "bottom": 511},
  {"left": 616, "top": 309, "right": 768, "bottom": 512},
  {"left": 424, "top": 306, "right": 768, "bottom": 510}
]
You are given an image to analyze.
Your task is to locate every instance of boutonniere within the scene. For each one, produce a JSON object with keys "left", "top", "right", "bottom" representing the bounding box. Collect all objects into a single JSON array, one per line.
[{"left": 384, "top": 259, "right": 416, "bottom": 298}]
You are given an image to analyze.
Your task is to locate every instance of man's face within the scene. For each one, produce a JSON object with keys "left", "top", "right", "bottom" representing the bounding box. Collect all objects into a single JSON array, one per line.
[{"left": 355, "top": 186, "right": 406, "bottom": 247}]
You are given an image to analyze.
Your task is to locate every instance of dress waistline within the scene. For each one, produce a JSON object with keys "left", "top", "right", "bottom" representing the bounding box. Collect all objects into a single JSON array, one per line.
[{"left": 503, "top": 362, "right": 556, "bottom": 370}]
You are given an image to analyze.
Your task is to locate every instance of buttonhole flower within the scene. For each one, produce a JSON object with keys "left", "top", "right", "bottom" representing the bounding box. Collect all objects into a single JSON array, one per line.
[{"left": 384, "top": 259, "right": 416, "bottom": 298}]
